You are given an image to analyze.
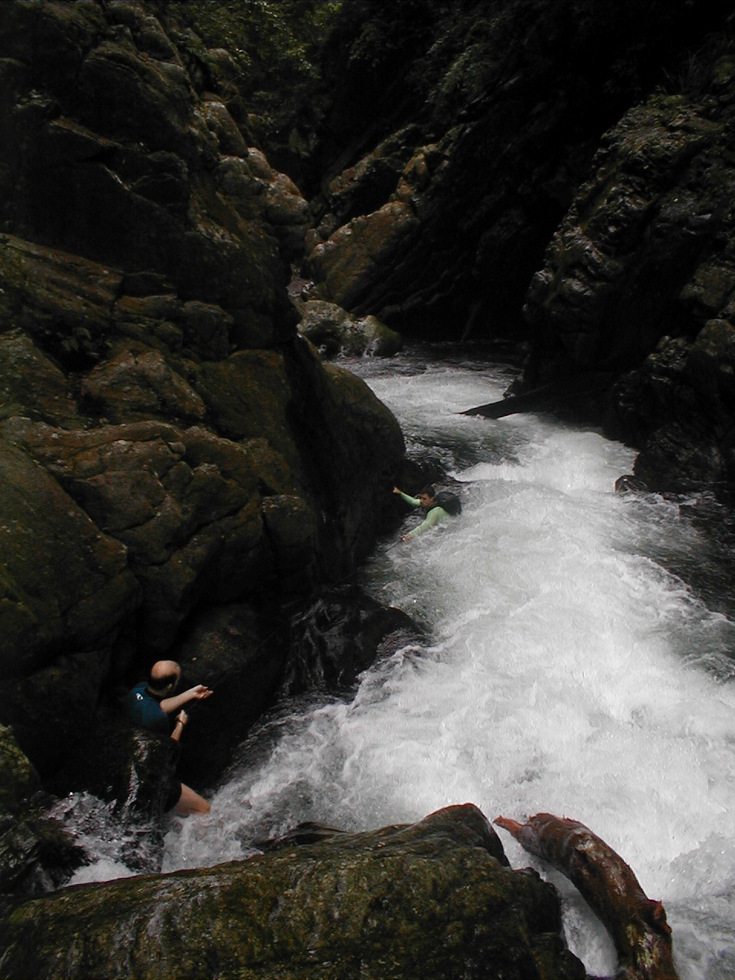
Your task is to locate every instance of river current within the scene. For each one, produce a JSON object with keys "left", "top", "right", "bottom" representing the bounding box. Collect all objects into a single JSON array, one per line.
[{"left": 70, "top": 346, "right": 735, "bottom": 979}]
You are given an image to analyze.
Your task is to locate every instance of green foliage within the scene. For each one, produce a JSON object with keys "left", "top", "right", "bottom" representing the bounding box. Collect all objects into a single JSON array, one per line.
[
  {"left": 659, "top": 28, "right": 735, "bottom": 98},
  {"left": 154, "top": 0, "right": 343, "bottom": 90}
]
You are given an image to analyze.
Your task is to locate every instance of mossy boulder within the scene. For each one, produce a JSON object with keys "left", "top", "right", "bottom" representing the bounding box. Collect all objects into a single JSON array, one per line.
[
  {"left": 0, "top": 0, "right": 298, "bottom": 347},
  {"left": 298, "top": 299, "right": 403, "bottom": 357},
  {"left": 0, "top": 436, "right": 138, "bottom": 680},
  {"left": 0, "top": 805, "right": 585, "bottom": 980}
]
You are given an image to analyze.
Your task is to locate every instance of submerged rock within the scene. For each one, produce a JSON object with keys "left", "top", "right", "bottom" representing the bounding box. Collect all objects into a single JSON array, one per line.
[{"left": 281, "top": 584, "right": 425, "bottom": 694}]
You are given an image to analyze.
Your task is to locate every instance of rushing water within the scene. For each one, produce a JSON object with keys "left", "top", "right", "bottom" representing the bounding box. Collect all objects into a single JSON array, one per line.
[{"left": 70, "top": 346, "right": 735, "bottom": 979}]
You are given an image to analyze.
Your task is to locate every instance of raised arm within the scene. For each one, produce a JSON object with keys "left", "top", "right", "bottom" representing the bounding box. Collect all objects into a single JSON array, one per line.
[
  {"left": 159, "top": 684, "right": 212, "bottom": 715},
  {"left": 393, "top": 486, "right": 421, "bottom": 507}
]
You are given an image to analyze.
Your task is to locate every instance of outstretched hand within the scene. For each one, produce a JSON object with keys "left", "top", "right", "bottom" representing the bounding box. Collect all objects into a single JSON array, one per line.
[
  {"left": 188, "top": 684, "right": 212, "bottom": 701},
  {"left": 160, "top": 682, "right": 212, "bottom": 717}
]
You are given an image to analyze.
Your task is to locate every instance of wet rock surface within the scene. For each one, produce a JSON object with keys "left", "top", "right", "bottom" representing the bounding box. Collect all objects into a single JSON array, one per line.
[
  {"left": 0, "top": 725, "right": 86, "bottom": 895},
  {"left": 0, "top": 804, "right": 585, "bottom": 980},
  {"left": 281, "top": 584, "right": 425, "bottom": 695},
  {"left": 522, "top": 39, "right": 735, "bottom": 494},
  {"left": 1, "top": 1, "right": 734, "bottom": 972},
  {"left": 294, "top": 0, "right": 727, "bottom": 342},
  {"left": 297, "top": 298, "right": 403, "bottom": 358},
  {"left": 0, "top": 1, "right": 405, "bottom": 792}
]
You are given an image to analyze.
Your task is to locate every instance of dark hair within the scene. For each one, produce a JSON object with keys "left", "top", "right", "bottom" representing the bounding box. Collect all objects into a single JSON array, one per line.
[{"left": 419, "top": 485, "right": 436, "bottom": 497}]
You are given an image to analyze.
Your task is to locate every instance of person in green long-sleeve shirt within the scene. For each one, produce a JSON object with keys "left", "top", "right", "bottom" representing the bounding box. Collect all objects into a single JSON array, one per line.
[{"left": 393, "top": 484, "right": 454, "bottom": 541}]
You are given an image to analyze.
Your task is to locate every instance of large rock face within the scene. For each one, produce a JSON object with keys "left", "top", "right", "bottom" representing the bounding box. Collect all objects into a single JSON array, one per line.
[
  {"left": 0, "top": 1, "right": 405, "bottom": 782},
  {"left": 268, "top": 0, "right": 734, "bottom": 494},
  {"left": 297, "top": 0, "right": 727, "bottom": 339},
  {"left": 523, "top": 36, "right": 735, "bottom": 493},
  {"left": 0, "top": 1, "right": 302, "bottom": 336},
  {"left": 0, "top": 805, "right": 585, "bottom": 980}
]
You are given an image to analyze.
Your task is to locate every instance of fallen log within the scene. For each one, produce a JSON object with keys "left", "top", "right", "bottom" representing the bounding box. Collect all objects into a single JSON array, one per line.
[
  {"left": 459, "top": 384, "right": 558, "bottom": 418},
  {"left": 494, "top": 813, "right": 679, "bottom": 980},
  {"left": 460, "top": 375, "right": 615, "bottom": 419}
]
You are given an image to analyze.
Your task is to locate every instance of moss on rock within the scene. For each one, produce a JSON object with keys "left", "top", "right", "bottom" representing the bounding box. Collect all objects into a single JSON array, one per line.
[{"left": 0, "top": 805, "right": 584, "bottom": 980}]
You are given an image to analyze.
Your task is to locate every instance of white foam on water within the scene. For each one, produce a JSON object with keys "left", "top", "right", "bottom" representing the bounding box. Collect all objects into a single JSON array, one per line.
[{"left": 158, "top": 355, "right": 735, "bottom": 978}]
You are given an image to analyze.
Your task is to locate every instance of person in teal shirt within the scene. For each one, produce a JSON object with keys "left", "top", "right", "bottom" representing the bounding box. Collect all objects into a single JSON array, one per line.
[
  {"left": 124, "top": 660, "right": 213, "bottom": 815},
  {"left": 393, "top": 484, "right": 456, "bottom": 541}
]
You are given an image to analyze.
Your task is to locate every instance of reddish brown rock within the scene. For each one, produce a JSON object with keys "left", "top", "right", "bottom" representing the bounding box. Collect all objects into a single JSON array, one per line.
[{"left": 496, "top": 813, "right": 679, "bottom": 980}]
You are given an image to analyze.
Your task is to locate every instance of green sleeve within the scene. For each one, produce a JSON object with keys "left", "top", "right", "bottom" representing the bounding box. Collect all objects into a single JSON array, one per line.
[
  {"left": 398, "top": 491, "right": 421, "bottom": 507},
  {"left": 406, "top": 506, "right": 448, "bottom": 538}
]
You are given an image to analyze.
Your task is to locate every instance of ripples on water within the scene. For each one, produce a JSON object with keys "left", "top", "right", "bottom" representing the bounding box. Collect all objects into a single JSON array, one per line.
[{"left": 73, "top": 346, "right": 735, "bottom": 979}]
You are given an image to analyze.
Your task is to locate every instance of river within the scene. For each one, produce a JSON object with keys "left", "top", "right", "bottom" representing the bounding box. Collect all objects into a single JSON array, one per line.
[{"left": 73, "top": 346, "right": 735, "bottom": 979}]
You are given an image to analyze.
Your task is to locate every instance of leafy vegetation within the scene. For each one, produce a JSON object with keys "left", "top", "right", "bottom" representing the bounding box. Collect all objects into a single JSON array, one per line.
[
  {"left": 151, "top": 0, "right": 342, "bottom": 94},
  {"left": 659, "top": 29, "right": 735, "bottom": 99},
  {"left": 147, "top": 0, "right": 343, "bottom": 180}
]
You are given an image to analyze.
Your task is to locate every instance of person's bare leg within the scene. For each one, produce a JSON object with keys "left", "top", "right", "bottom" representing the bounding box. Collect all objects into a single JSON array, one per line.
[{"left": 172, "top": 783, "right": 210, "bottom": 815}]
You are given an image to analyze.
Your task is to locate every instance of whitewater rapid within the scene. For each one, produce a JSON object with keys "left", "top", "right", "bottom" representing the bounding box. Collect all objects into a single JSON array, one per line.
[{"left": 78, "top": 348, "right": 735, "bottom": 979}]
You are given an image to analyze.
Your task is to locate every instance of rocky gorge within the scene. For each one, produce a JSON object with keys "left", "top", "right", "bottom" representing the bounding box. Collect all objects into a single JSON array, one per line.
[{"left": 1, "top": 1, "right": 734, "bottom": 977}]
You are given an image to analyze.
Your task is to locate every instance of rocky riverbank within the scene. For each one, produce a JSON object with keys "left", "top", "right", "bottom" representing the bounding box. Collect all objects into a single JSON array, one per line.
[
  {"left": 0, "top": 0, "right": 410, "bottom": 779},
  {"left": 1, "top": 1, "right": 733, "bottom": 975},
  {"left": 0, "top": 0, "right": 416, "bottom": 902}
]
